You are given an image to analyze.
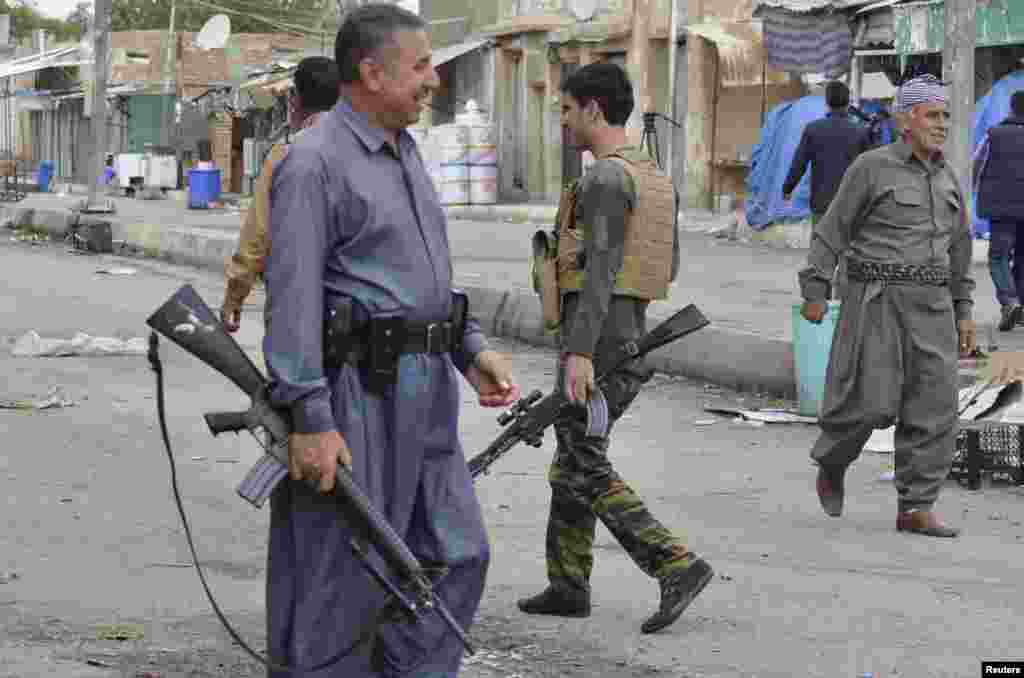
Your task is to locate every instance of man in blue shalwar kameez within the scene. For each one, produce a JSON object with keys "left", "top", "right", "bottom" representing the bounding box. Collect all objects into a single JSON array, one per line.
[{"left": 262, "top": 5, "right": 520, "bottom": 676}]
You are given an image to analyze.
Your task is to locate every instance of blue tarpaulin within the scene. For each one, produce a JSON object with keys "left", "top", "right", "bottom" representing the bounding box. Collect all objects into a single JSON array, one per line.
[
  {"left": 743, "top": 95, "right": 891, "bottom": 230},
  {"left": 971, "top": 70, "right": 1024, "bottom": 240}
]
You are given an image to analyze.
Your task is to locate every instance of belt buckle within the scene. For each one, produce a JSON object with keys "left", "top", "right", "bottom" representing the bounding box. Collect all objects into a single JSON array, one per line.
[{"left": 426, "top": 322, "right": 440, "bottom": 353}]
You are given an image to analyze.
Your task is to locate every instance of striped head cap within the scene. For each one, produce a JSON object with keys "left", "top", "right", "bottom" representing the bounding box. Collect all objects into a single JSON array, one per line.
[{"left": 895, "top": 74, "right": 948, "bottom": 113}]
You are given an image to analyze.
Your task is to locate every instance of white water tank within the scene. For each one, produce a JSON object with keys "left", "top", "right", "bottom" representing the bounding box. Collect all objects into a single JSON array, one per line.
[
  {"left": 430, "top": 123, "right": 470, "bottom": 206},
  {"left": 457, "top": 100, "right": 497, "bottom": 205}
]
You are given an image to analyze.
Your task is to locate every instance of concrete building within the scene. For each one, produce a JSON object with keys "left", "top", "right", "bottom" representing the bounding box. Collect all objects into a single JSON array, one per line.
[{"left": 424, "top": 0, "right": 685, "bottom": 202}]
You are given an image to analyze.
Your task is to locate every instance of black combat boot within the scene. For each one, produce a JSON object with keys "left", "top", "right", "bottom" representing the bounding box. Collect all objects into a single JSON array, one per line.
[
  {"left": 517, "top": 586, "right": 591, "bottom": 618},
  {"left": 641, "top": 558, "right": 714, "bottom": 634}
]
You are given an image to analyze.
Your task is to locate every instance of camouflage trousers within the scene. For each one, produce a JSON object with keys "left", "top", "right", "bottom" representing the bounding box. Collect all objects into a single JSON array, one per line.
[{"left": 545, "top": 358, "right": 692, "bottom": 594}]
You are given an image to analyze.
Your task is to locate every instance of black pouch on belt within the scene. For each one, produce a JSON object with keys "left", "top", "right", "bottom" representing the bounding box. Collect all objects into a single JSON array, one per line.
[
  {"left": 322, "top": 299, "right": 355, "bottom": 369},
  {"left": 451, "top": 289, "right": 468, "bottom": 355},
  {"left": 366, "top": 315, "right": 407, "bottom": 394}
]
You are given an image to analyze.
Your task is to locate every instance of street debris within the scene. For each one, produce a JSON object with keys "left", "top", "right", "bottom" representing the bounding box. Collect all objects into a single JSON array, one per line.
[
  {"left": 864, "top": 427, "right": 895, "bottom": 454},
  {"left": 703, "top": 406, "right": 818, "bottom": 425},
  {"left": 0, "top": 386, "right": 76, "bottom": 410},
  {"left": 95, "top": 266, "right": 138, "bottom": 276},
  {"left": 85, "top": 659, "right": 114, "bottom": 668},
  {"left": 959, "top": 383, "right": 1024, "bottom": 423},
  {"left": 96, "top": 623, "right": 145, "bottom": 641},
  {"left": 12, "top": 331, "right": 147, "bottom": 357},
  {"left": 694, "top": 419, "right": 717, "bottom": 426},
  {"left": 0, "top": 571, "right": 19, "bottom": 583},
  {"left": 11, "top": 230, "right": 47, "bottom": 244}
]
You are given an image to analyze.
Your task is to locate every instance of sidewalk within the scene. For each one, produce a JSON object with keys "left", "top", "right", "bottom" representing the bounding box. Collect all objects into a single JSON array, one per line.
[{"left": 3, "top": 190, "right": 1017, "bottom": 399}]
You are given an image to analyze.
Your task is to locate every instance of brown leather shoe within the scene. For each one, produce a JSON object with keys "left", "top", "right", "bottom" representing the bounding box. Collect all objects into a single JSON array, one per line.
[
  {"left": 897, "top": 511, "right": 960, "bottom": 538},
  {"left": 815, "top": 464, "right": 846, "bottom": 517}
]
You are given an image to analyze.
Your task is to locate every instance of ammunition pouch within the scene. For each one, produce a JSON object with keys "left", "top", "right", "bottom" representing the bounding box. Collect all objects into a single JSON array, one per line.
[
  {"left": 323, "top": 292, "right": 468, "bottom": 394},
  {"left": 531, "top": 229, "right": 560, "bottom": 333}
]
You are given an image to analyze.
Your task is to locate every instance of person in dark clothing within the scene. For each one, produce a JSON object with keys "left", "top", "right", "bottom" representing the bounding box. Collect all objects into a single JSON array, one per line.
[
  {"left": 782, "top": 81, "right": 873, "bottom": 223},
  {"left": 974, "top": 90, "right": 1024, "bottom": 331}
]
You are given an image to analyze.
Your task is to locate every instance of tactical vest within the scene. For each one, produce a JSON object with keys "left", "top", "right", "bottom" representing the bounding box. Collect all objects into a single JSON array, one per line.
[{"left": 556, "top": 148, "right": 675, "bottom": 301}]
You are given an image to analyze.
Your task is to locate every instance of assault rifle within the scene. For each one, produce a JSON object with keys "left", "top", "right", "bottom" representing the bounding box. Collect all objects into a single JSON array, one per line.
[
  {"left": 468, "top": 304, "right": 710, "bottom": 478},
  {"left": 146, "top": 284, "right": 473, "bottom": 673}
]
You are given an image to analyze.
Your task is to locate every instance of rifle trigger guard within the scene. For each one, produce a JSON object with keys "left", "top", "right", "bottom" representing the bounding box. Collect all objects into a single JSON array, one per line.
[{"left": 624, "top": 341, "right": 639, "bottom": 357}]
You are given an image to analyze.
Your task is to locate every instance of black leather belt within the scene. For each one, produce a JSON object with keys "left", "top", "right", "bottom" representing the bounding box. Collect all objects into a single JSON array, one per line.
[
  {"left": 323, "top": 320, "right": 457, "bottom": 369},
  {"left": 404, "top": 321, "right": 457, "bottom": 354}
]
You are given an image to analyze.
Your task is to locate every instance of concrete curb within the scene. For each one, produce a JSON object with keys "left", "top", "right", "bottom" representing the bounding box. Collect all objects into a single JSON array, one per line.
[
  {"left": 447, "top": 204, "right": 994, "bottom": 267},
  {"left": 461, "top": 285, "right": 796, "bottom": 399},
  {"left": 445, "top": 204, "right": 557, "bottom": 224},
  {"left": 0, "top": 203, "right": 242, "bottom": 272},
  {"left": 3, "top": 202, "right": 800, "bottom": 398}
]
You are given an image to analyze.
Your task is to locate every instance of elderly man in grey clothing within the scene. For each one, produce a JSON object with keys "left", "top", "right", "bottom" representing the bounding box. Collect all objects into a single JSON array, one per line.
[
  {"left": 262, "top": 5, "right": 519, "bottom": 676},
  {"left": 798, "top": 74, "right": 977, "bottom": 539}
]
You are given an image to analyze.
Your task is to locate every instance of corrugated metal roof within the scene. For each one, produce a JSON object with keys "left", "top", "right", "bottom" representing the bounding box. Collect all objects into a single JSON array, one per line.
[
  {"left": 685, "top": 21, "right": 791, "bottom": 87},
  {"left": 432, "top": 38, "right": 488, "bottom": 67},
  {"left": 854, "top": 6, "right": 894, "bottom": 46},
  {"left": 754, "top": 0, "right": 880, "bottom": 13},
  {"left": 0, "top": 46, "right": 90, "bottom": 80}
]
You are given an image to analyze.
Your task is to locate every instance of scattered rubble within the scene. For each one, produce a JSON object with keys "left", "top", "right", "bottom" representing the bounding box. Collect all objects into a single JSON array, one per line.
[
  {"left": 12, "top": 331, "right": 147, "bottom": 358},
  {"left": 0, "top": 386, "right": 76, "bottom": 410}
]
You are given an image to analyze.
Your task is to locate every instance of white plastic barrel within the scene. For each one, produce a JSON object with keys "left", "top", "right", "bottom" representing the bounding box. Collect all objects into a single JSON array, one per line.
[
  {"left": 466, "top": 123, "right": 497, "bottom": 165},
  {"left": 468, "top": 165, "right": 498, "bottom": 205},
  {"left": 431, "top": 123, "right": 469, "bottom": 164},
  {"left": 437, "top": 164, "right": 469, "bottom": 206}
]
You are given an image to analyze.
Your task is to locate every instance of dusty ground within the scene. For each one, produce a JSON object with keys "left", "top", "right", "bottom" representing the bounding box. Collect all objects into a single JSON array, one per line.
[{"left": 2, "top": 237, "right": 1023, "bottom": 678}]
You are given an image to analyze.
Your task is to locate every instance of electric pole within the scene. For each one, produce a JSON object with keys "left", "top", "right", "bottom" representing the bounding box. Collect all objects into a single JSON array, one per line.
[
  {"left": 160, "top": 0, "right": 177, "bottom": 147},
  {"left": 85, "top": 0, "right": 111, "bottom": 211},
  {"left": 942, "top": 0, "right": 975, "bottom": 189}
]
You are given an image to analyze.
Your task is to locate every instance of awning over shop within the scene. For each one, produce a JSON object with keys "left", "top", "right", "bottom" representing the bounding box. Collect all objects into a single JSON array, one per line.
[
  {"left": 755, "top": 0, "right": 879, "bottom": 11},
  {"left": 685, "top": 21, "right": 790, "bottom": 87},
  {"left": 0, "top": 46, "right": 91, "bottom": 80},
  {"left": 893, "top": 0, "right": 1024, "bottom": 55},
  {"left": 753, "top": 5, "right": 853, "bottom": 75},
  {"left": 241, "top": 70, "right": 294, "bottom": 95},
  {"left": 431, "top": 38, "right": 488, "bottom": 67}
]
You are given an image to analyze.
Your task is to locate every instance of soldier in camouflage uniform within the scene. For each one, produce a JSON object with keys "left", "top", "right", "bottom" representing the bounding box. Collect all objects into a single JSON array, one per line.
[{"left": 518, "top": 62, "right": 714, "bottom": 634}]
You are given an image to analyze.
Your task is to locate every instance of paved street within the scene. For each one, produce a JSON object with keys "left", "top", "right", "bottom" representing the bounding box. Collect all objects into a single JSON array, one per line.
[
  {"left": 2, "top": 237, "right": 1024, "bottom": 677},
  {"left": 8, "top": 190, "right": 1024, "bottom": 354}
]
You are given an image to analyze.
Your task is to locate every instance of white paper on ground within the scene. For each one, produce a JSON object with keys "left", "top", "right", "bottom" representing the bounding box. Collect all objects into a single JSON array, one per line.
[
  {"left": 702, "top": 406, "right": 818, "bottom": 424},
  {"left": 12, "top": 331, "right": 147, "bottom": 357}
]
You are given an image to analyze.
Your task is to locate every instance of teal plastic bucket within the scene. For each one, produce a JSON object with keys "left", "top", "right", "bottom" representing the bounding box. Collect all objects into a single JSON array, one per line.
[{"left": 792, "top": 301, "right": 841, "bottom": 417}]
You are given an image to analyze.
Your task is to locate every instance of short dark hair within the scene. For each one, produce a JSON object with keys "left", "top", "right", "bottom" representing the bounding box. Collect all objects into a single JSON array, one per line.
[
  {"left": 294, "top": 57, "right": 340, "bottom": 113},
  {"left": 334, "top": 3, "right": 426, "bottom": 84},
  {"left": 825, "top": 81, "right": 850, "bottom": 109},
  {"left": 560, "top": 61, "right": 635, "bottom": 127},
  {"left": 1012, "top": 90, "right": 1024, "bottom": 117}
]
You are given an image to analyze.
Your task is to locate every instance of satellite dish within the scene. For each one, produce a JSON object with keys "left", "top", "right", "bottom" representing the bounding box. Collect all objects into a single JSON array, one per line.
[
  {"left": 569, "top": 0, "right": 597, "bottom": 22},
  {"left": 195, "top": 14, "right": 231, "bottom": 50}
]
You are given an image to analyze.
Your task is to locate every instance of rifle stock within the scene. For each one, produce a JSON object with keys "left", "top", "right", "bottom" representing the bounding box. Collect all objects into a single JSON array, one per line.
[
  {"left": 146, "top": 284, "right": 474, "bottom": 655},
  {"left": 468, "top": 303, "right": 709, "bottom": 478}
]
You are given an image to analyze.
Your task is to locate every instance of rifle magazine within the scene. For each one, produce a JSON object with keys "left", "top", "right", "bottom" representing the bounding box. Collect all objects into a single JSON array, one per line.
[
  {"left": 584, "top": 387, "right": 609, "bottom": 438},
  {"left": 237, "top": 453, "right": 289, "bottom": 509}
]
